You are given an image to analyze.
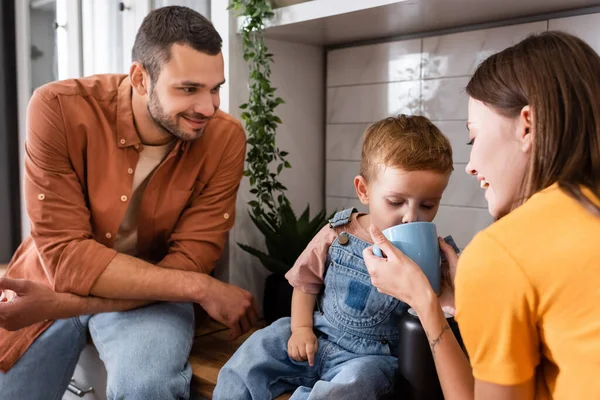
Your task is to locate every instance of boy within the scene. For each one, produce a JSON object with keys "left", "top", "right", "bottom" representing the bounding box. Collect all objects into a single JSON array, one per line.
[{"left": 213, "top": 114, "right": 454, "bottom": 399}]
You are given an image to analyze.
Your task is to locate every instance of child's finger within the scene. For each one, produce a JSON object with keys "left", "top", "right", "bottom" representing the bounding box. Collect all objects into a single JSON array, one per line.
[
  {"left": 306, "top": 342, "right": 316, "bottom": 367},
  {"left": 298, "top": 343, "right": 307, "bottom": 361},
  {"left": 288, "top": 345, "right": 300, "bottom": 361}
]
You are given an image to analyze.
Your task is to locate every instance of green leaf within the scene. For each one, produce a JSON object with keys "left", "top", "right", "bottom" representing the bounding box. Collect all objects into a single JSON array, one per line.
[
  {"left": 237, "top": 243, "right": 291, "bottom": 275},
  {"left": 238, "top": 0, "right": 291, "bottom": 229}
]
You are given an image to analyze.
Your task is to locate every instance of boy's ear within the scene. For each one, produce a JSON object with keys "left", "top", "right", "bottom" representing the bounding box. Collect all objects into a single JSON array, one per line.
[{"left": 354, "top": 175, "right": 370, "bottom": 205}]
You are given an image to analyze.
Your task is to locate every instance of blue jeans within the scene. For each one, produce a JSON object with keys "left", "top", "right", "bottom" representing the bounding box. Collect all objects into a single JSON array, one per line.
[
  {"left": 0, "top": 302, "right": 195, "bottom": 400},
  {"left": 213, "top": 317, "right": 397, "bottom": 400}
]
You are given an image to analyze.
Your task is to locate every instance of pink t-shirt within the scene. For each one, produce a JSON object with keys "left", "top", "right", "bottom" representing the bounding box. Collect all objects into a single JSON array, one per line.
[{"left": 285, "top": 213, "right": 372, "bottom": 294}]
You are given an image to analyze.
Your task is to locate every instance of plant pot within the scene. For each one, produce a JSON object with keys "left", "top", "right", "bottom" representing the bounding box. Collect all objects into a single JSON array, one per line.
[
  {"left": 270, "top": 0, "right": 311, "bottom": 9},
  {"left": 263, "top": 273, "right": 294, "bottom": 325}
]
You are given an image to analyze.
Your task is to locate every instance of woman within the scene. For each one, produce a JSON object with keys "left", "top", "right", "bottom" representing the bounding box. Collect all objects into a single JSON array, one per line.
[{"left": 364, "top": 30, "right": 600, "bottom": 400}]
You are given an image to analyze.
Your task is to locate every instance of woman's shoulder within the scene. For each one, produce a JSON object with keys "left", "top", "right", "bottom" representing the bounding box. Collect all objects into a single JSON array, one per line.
[
  {"left": 481, "top": 184, "right": 599, "bottom": 244},
  {"left": 460, "top": 184, "right": 600, "bottom": 285}
]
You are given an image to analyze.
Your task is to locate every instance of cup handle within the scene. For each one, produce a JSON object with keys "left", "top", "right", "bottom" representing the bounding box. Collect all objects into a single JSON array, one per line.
[{"left": 441, "top": 235, "right": 461, "bottom": 261}]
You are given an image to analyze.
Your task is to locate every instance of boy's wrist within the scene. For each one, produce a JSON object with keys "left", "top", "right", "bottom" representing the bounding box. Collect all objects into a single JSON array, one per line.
[{"left": 291, "top": 325, "right": 313, "bottom": 333}]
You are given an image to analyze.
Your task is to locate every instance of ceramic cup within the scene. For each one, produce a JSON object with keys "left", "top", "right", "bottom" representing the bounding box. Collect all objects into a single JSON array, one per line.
[{"left": 373, "top": 222, "right": 441, "bottom": 294}]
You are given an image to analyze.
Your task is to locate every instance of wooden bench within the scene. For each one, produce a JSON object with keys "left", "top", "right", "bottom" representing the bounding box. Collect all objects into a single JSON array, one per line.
[{"left": 190, "top": 317, "right": 292, "bottom": 399}]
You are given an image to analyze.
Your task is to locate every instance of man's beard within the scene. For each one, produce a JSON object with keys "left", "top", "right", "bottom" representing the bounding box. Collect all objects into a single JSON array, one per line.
[{"left": 147, "top": 89, "right": 212, "bottom": 141}]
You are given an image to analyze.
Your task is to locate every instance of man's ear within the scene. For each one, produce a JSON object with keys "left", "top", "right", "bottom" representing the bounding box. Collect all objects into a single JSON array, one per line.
[{"left": 130, "top": 62, "right": 149, "bottom": 96}]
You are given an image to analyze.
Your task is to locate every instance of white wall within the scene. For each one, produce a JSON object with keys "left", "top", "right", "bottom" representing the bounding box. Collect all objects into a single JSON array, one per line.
[
  {"left": 152, "top": 0, "right": 209, "bottom": 16},
  {"left": 325, "top": 14, "right": 600, "bottom": 250},
  {"left": 30, "top": 9, "right": 57, "bottom": 90},
  {"left": 220, "top": 5, "right": 325, "bottom": 308}
]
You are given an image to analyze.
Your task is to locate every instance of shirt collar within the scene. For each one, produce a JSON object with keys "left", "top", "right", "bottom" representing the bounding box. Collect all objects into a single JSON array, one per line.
[{"left": 116, "top": 76, "right": 142, "bottom": 149}]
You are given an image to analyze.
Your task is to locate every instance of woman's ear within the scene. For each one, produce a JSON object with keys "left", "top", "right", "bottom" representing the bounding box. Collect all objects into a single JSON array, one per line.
[
  {"left": 354, "top": 175, "right": 370, "bottom": 205},
  {"left": 518, "top": 105, "right": 534, "bottom": 153}
]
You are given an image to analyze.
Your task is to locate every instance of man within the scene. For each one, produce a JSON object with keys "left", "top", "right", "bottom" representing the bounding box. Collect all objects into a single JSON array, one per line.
[{"left": 0, "top": 6, "right": 257, "bottom": 399}]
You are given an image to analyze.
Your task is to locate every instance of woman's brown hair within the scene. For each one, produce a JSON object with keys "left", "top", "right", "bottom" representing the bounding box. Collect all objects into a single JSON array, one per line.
[{"left": 466, "top": 30, "right": 600, "bottom": 215}]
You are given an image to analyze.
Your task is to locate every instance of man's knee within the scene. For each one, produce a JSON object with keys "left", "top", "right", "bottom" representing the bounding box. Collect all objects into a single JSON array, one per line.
[{"left": 107, "top": 361, "right": 191, "bottom": 400}]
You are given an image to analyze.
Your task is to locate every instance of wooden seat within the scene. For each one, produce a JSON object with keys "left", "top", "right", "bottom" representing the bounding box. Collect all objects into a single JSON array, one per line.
[{"left": 190, "top": 318, "right": 291, "bottom": 399}]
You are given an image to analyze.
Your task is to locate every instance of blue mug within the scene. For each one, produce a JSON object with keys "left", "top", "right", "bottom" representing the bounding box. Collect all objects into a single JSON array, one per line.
[{"left": 373, "top": 222, "right": 441, "bottom": 294}]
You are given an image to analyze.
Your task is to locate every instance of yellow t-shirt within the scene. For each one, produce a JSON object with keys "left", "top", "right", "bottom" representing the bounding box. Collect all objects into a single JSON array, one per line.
[{"left": 455, "top": 184, "right": 600, "bottom": 399}]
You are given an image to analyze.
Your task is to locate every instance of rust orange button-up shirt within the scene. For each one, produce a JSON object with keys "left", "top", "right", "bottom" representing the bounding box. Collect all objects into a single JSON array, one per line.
[{"left": 0, "top": 74, "right": 246, "bottom": 371}]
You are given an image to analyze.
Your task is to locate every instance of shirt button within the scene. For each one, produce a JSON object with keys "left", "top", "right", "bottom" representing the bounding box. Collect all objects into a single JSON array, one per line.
[
  {"left": 105, "top": 232, "right": 112, "bottom": 239},
  {"left": 381, "top": 339, "right": 388, "bottom": 345},
  {"left": 127, "top": 168, "right": 134, "bottom": 174},
  {"left": 120, "top": 195, "right": 128, "bottom": 202},
  {"left": 223, "top": 213, "right": 230, "bottom": 220},
  {"left": 338, "top": 235, "right": 349, "bottom": 246},
  {"left": 119, "top": 138, "right": 126, "bottom": 145},
  {"left": 37, "top": 194, "right": 45, "bottom": 200}
]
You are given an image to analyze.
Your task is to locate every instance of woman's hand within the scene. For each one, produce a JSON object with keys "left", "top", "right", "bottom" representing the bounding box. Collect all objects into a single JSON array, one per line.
[
  {"left": 363, "top": 225, "right": 437, "bottom": 314},
  {"left": 439, "top": 237, "right": 459, "bottom": 315}
]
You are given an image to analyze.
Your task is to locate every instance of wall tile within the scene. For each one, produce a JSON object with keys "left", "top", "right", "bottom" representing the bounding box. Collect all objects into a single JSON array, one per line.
[
  {"left": 326, "top": 124, "right": 369, "bottom": 161},
  {"left": 549, "top": 13, "right": 600, "bottom": 55},
  {"left": 434, "top": 205, "right": 493, "bottom": 249},
  {"left": 443, "top": 167, "right": 487, "bottom": 208},
  {"left": 421, "top": 76, "right": 470, "bottom": 120},
  {"left": 433, "top": 120, "right": 471, "bottom": 163},
  {"left": 327, "top": 81, "right": 421, "bottom": 123},
  {"left": 327, "top": 39, "right": 422, "bottom": 86},
  {"left": 422, "top": 22, "right": 546, "bottom": 78},
  {"left": 326, "top": 161, "right": 360, "bottom": 198}
]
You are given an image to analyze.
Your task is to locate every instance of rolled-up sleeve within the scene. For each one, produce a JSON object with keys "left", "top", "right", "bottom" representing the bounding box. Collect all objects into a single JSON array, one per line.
[
  {"left": 285, "top": 225, "right": 335, "bottom": 294},
  {"left": 25, "top": 89, "right": 117, "bottom": 295},
  {"left": 158, "top": 122, "right": 246, "bottom": 274}
]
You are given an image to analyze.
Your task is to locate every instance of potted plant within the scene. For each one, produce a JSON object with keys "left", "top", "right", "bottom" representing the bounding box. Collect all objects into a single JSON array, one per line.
[{"left": 229, "top": 0, "right": 333, "bottom": 324}]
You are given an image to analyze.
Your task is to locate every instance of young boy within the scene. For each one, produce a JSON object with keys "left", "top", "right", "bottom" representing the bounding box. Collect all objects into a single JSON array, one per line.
[{"left": 213, "top": 115, "right": 454, "bottom": 399}]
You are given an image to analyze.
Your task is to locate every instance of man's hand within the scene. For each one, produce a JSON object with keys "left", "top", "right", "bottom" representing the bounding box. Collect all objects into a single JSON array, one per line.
[
  {"left": 0, "top": 278, "right": 67, "bottom": 331},
  {"left": 288, "top": 327, "right": 318, "bottom": 366},
  {"left": 198, "top": 278, "right": 259, "bottom": 340}
]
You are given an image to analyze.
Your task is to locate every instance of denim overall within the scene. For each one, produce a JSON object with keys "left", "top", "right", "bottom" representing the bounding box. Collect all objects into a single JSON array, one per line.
[{"left": 213, "top": 209, "right": 407, "bottom": 400}]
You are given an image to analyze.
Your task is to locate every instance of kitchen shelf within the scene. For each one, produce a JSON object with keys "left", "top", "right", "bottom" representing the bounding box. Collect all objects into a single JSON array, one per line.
[{"left": 237, "top": 0, "right": 600, "bottom": 46}]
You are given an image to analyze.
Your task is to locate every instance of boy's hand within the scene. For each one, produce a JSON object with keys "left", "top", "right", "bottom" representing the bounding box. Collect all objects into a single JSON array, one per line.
[{"left": 288, "top": 327, "right": 318, "bottom": 366}]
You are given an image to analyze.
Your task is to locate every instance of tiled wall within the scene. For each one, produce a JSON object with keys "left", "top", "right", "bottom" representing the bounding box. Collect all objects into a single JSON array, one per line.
[{"left": 326, "top": 13, "right": 600, "bottom": 249}]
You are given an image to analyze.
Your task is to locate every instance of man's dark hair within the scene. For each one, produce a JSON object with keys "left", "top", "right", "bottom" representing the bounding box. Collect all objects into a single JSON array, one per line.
[{"left": 132, "top": 6, "right": 222, "bottom": 83}]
